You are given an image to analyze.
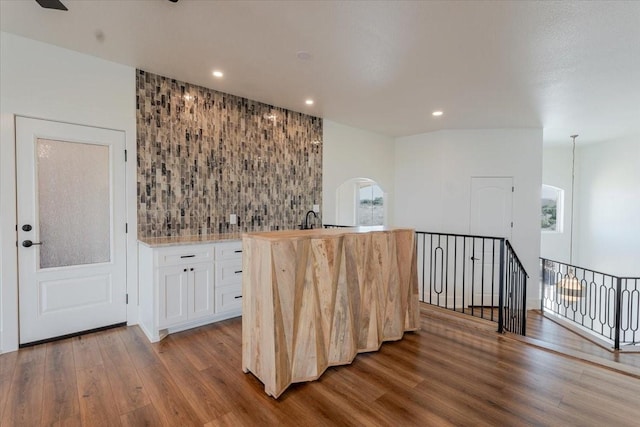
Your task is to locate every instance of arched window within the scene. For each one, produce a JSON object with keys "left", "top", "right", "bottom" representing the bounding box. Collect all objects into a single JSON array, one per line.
[
  {"left": 336, "top": 178, "right": 385, "bottom": 226},
  {"left": 357, "top": 182, "right": 384, "bottom": 226}
]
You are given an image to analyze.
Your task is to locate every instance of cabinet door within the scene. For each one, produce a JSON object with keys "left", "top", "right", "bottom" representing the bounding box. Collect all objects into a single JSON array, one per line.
[
  {"left": 158, "top": 266, "right": 189, "bottom": 328},
  {"left": 188, "top": 263, "right": 214, "bottom": 321}
]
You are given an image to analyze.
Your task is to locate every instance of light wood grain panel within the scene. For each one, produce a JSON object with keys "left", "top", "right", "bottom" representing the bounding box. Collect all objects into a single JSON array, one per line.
[{"left": 243, "top": 227, "right": 420, "bottom": 398}]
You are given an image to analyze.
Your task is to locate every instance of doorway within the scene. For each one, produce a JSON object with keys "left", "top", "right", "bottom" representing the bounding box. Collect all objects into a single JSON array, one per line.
[
  {"left": 335, "top": 178, "right": 386, "bottom": 226},
  {"left": 16, "top": 117, "right": 127, "bottom": 345},
  {"left": 468, "top": 177, "right": 513, "bottom": 307}
]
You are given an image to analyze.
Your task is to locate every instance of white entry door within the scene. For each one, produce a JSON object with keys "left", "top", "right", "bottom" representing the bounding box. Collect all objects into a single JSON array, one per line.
[
  {"left": 16, "top": 117, "right": 127, "bottom": 345},
  {"left": 469, "top": 177, "right": 513, "bottom": 307}
]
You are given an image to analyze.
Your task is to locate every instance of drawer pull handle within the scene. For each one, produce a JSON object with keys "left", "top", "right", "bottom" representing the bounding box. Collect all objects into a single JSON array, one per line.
[
  {"left": 180, "top": 255, "right": 196, "bottom": 258},
  {"left": 234, "top": 270, "right": 243, "bottom": 274},
  {"left": 234, "top": 250, "right": 243, "bottom": 253},
  {"left": 234, "top": 295, "right": 243, "bottom": 299}
]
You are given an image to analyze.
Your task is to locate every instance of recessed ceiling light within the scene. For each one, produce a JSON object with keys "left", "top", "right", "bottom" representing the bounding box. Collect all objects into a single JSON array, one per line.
[
  {"left": 305, "top": 99, "right": 314, "bottom": 105},
  {"left": 297, "top": 51, "right": 312, "bottom": 60},
  {"left": 212, "top": 70, "right": 223, "bottom": 78},
  {"left": 432, "top": 111, "right": 443, "bottom": 117}
]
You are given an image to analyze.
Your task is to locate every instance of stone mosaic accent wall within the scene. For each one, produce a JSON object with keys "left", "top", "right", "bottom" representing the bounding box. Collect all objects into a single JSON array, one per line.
[{"left": 136, "top": 70, "right": 322, "bottom": 237}]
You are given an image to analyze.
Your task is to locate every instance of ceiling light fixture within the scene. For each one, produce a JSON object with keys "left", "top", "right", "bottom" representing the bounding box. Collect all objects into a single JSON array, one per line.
[
  {"left": 305, "top": 99, "right": 314, "bottom": 105},
  {"left": 556, "top": 134, "right": 584, "bottom": 301},
  {"left": 212, "top": 70, "right": 223, "bottom": 78},
  {"left": 432, "top": 111, "right": 443, "bottom": 117}
]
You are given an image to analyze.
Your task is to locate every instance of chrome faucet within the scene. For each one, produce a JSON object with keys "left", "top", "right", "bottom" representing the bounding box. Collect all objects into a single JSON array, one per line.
[{"left": 302, "top": 210, "right": 317, "bottom": 229}]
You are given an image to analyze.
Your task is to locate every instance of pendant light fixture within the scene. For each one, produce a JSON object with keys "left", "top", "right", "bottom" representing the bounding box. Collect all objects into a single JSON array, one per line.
[{"left": 557, "top": 134, "right": 583, "bottom": 301}]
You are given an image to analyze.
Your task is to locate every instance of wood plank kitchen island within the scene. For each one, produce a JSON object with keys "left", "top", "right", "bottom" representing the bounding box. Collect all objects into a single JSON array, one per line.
[{"left": 242, "top": 226, "right": 420, "bottom": 398}]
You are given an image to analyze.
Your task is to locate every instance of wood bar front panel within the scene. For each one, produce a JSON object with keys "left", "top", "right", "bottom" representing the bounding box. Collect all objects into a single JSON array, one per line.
[{"left": 242, "top": 227, "right": 419, "bottom": 398}]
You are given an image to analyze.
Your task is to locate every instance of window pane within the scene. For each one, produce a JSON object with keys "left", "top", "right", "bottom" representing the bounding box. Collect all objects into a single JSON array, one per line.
[
  {"left": 358, "top": 183, "right": 384, "bottom": 226},
  {"left": 37, "top": 139, "right": 111, "bottom": 268},
  {"left": 541, "top": 184, "right": 564, "bottom": 233}
]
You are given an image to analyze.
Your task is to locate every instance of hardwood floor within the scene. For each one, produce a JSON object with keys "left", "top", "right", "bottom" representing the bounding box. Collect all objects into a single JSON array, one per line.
[
  {"left": 526, "top": 309, "right": 640, "bottom": 369},
  {"left": 2, "top": 305, "right": 640, "bottom": 426}
]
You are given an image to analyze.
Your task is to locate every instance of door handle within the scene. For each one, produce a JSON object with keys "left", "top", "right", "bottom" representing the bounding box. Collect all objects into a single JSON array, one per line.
[
  {"left": 471, "top": 256, "right": 479, "bottom": 261},
  {"left": 22, "top": 240, "right": 43, "bottom": 248}
]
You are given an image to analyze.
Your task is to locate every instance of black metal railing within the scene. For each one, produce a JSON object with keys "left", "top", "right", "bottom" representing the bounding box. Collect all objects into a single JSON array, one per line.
[
  {"left": 541, "top": 258, "right": 639, "bottom": 350},
  {"left": 503, "top": 240, "right": 528, "bottom": 335},
  {"left": 323, "top": 226, "right": 528, "bottom": 335},
  {"left": 416, "top": 231, "right": 527, "bottom": 335}
]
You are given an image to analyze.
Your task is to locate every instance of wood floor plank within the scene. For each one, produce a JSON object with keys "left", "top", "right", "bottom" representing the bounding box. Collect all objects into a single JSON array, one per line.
[
  {"left": 158, "top": 328, "right": 216, "bottom": 371},
  {"left": 527, "top": 310, "right": 640, "bottom": 369},
  {"left": 0, "top": 351, "right": 18, "bottom": 423},
  {"left": 119, "top": 404, "right": 164, "bottom": 427},
  {"left": 117, "top": 326, "right": 161, "bottom": 371},
  {"left": 72, "top": 333, "right": 104, "bottom": 370},
  {"left": 50, "top": 414, "right": 83, "bottom": 427},
  {"left": 136, "top": 362, "right": 204, "bottom": 426},
  {"left": 1, "top": 346, "right": 46, "bottom": 427},
  {"left": 41, "top": 339, "right": 80, "bottom": 426},
  {"left": 153, "top": 335, "right": 231, "bottom": 422},
  {"left": 76, "top": 364, "right": 122, "bottom": 427},
  {"left": 97, "top": 329, "right": 150, "bottom": 414},
  {"left": 0, "top": 349, "right": 18, "bottom": 377},
  {"left": 203, "top": 411, "right": 246, "bottom": 427}
]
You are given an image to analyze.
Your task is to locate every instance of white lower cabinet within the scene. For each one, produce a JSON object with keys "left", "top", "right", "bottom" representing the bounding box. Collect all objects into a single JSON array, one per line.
[
  {"left": 157, "top": 262, "right": 214, "bottom": 328},
  {"left": 139, "top": 240, "right": 242, "bottom": 342}
]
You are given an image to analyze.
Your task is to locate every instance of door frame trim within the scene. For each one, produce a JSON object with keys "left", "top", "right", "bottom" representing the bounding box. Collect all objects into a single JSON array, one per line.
[{"left": 1, "top": 113, "right": 138, "bottom": 353}]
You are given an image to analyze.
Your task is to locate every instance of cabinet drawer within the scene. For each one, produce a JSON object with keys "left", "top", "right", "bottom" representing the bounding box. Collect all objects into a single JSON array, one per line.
[
  {"left": 215, "top": 241, "right": 243, "bottom": 260},
  {"left": 156, "top": 245, "right": 214, "bottom": 267},
  {"left": 215, "top": 259, "right": 243, "bottom": 286},
  {"left": 215, "top": 284, "right": 242, "bottom": 313}
]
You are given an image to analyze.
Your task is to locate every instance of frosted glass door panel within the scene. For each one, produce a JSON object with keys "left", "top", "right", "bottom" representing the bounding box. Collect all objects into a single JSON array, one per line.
[{"left": 37, "top": 139, "right": 111, "bottom": 268}]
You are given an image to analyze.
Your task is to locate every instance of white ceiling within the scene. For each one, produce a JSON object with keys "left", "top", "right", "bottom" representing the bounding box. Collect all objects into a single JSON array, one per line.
[{"left": 1, "top": 0, "right": 639, "bottom": 146}]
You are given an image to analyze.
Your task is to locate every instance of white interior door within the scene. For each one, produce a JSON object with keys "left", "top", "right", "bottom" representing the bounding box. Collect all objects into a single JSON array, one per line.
[
  {"left": 469, "top": 177, "right": 513, "bottom": 307},
  {"left": 16, "top": 117, "right": 127, "bottom": 345}
]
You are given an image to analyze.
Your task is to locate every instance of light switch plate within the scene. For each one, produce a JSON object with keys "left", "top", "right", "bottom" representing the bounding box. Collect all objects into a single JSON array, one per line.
[
  {"left": 313, "top": 204, "right": 320, "bottom": 213},
  {"left": 230, "top": 214, "right": 237, "bottom": 225}
]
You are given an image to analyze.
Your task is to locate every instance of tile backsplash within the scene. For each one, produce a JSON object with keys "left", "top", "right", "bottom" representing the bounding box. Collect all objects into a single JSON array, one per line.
[{"left": 136, "top": 70, "right": 322, "bottom": 237}]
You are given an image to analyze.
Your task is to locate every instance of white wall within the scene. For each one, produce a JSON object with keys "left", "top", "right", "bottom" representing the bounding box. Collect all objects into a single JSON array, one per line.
[
  {"left": 322, "top": 120, "right": 395, "bottom": 225},
  {"left": 573, "top": 136, "right": 640, "bottom": 277},
  {"left": 0, "top": 33, "right": 137, "bottom": 353},
  {"left": 394, "top": 129, "right": 543, "bottom": 308},
  {"left": 540, "top": 146, "right": 573, "bottom": 263}
]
